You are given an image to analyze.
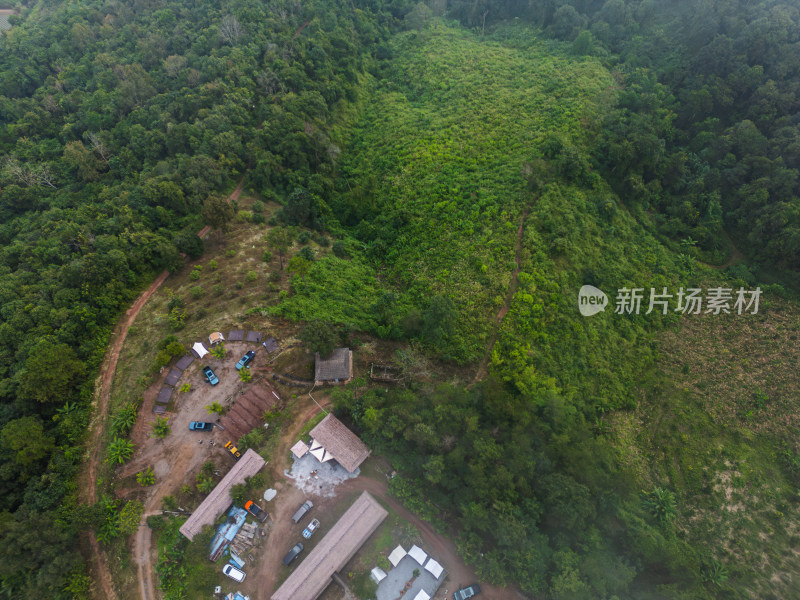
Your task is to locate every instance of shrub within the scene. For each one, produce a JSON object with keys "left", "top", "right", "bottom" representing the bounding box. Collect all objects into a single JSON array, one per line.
[
  {"left": 208, "top": 259, "right": 218, "bottom": 270},
  {"left": 179, "top": 383, "right": 191, "bottom": 393},
  {"left": 262, "top": 250, "right": 273, "bottom": 263},
  {"left": 168, "top": 306, "right": 187, "bottom": 330},
  {"left": 146, "top": 515, "right": 166, "bottom": 530},
  {"left": 269, "top": 272, "right": 281, "bottom": 282},
  {"left": 226, "top": 249, "right": 236, "bottom": 258},
  {"left": 239, "top": 368, "right": 252, "bottom": 383},
  {"left": 237, "top": 210, "right": 253, "bottom": 222},
  {"left": 137, "top": 467, "right": 156, "bottom": 486},
  {"left": 151, "top": 417, "right": 171, "bottom": 439},
  {"left": 236, "top": 281, "right": 244, "bottom": 289},
  {"left": 213, "top": 284, "right": 224, "bottom": 295},
  {"left": 332, "top": 241, "right": 347, "bottom": 258},
  {"left": 165, "top": 341, "right": 185, "bottom": 357},
  {"left": 246, "top": 270, "right": 258, "bottom": 282},
  {"left": 191, "top": 286, "right": 204, "bottom": 299},
  {"left": 298, "top": 246, "right": 315, "bottom": 262},
  {"left": 157, "top": 335, "right": 179, "bottom": 350},
  {"left": 314, "top": 234, "right": 330, "bottom": 247},
  {"left": 251, "top": 200, "right": 265, "bottom": 213},
  {"left": 190, "top": 268, "right": 201, "bottom": 281},
  {"left": 297, "top": 230, "right": 311, "bottom": 244}
]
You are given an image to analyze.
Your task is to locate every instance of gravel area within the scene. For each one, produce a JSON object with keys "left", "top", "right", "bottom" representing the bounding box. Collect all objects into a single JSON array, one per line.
[{"left": 284, "top": 452, "right": 360, "bottom": 497}]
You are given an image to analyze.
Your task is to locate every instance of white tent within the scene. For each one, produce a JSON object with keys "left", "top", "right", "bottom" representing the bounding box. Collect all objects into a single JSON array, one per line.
[
  {"left": 412, "top": 591, "right": 431, "bottom": 600},
  {"left": 408, "top": 545, "right": 428, "bottom": 565},
  {"left": 309, "top": 439, "right": 334, "bottom": 462},
  {"left": 388, "top": 545, "right": 407, "bottom": 567},
  {"left": 192, "top": 342, "right": 208, "bottom": 358},
  {"left": 370, "top": 567, "right": 387, "bottom": 583},
  {"left": 424, "top": 558, "right": 444, "bottom": 579}
]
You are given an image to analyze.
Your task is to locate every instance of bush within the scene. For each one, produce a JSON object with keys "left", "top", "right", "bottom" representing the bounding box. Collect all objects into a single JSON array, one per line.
[
  {"left": 157, "top": 335, "right": 179, "bottom": 350},
  {"left": 227, "top": 249, "right": 236, "bottom": 258},
  {"left": 165, "top": 341, "right": 185, "bottom": 357},
  {"left": 208, "top": 259, "right": 218, "bottom": 270},
  {"left": 262, "top": 250, "right": 273, "bottom": 263},
  {"left": 269, "top": 272, "right": 281, "bottom": 282},
  {"left": 268, "top": 215, "right": 278, "bottom": 226},
  {"left": 190, "top": 268, "right": 201, "bottom": 281},
  {"left": 213, "top": 284, "right": 224, "bottom": 295},
  {"left": 251, "top": 200, "right": 265, "bottom": 213},
  {"left": 147, "top": 515, "right": 166, "bottom": 530},
  {"left": 246, "top": 270, "right": 258, "bottom": 282},
  {"left": 151, "top": 417, "right": 171, "bottom": 439},
  {"left": 314, "top": 234, "right": 330, "bottom": 247},
  {"left": 297, "top": 230, "right": 311, "bottom": 244},
  {"left": 191, "top": 286, "right": 204, "bottom": 299},
  {"left": 332, "top": 241, "right": 347, "bottom": 258},
  {"left": 236, "top": 281, "right": 244, "bottom": 289},
  {"left": 298, "top": 246, "right": 315, "bottom": 262},
  {"left": 237, "top": 210, "right": 253, "bottom": 222},
  {"left": 168, "top": 306, "right": 187, "bottom": 330},
  {"left": 252, "top": 213, "right": 265, "bottom": 224}
]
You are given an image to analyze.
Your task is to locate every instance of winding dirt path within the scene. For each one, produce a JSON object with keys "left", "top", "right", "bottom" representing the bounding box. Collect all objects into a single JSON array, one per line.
[
  {"left": 81, "top": 177, "right": 245, "bottom": 600},
  {"left": 472, "top": 207, "right": 531, "bottom": 384}
]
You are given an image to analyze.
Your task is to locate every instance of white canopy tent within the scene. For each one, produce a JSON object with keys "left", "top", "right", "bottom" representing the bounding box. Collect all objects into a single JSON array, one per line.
[
  {"left": 408, "top": 545, "right": 428, "bottom": 566},
  {"left": 424, "top": 558, "right": 444, "bottom": 579},
  {"left": 370, "top": 567, "right": 387, "bottom": 583},
  {"left": 388, "top": 545, "right": 407, "bottom": 567},
  {"left": 309, "top": 439, "right": 334, "bottom": 463},
  {"left": 412, "top": 591, "right": 431, "bottom": 600},
  {"left": 192, "top": 342, "right": 208, "bottom": 358}
]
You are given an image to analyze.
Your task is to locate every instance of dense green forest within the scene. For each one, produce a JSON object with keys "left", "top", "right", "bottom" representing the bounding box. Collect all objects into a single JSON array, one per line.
[
  {"left": 0, "top": 0, "right": 398, "bottom": 595},
  {"left": 2, "top": 0, "right": 800, "bottom": 598}
]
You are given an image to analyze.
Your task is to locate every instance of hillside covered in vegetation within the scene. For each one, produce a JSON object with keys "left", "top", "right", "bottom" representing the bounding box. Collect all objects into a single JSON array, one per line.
[{"left": 2, "top": 0, "right": 800, "bottom": 599}]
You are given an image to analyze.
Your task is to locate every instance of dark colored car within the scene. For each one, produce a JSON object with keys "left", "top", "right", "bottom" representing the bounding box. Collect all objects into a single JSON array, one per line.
[
  {"left": 202, "top": 365, "right": 219, "bottom": 385},
  {"left": 224, "top": 441, "right": 241, "bottom": 459},
  {"left": 244, "top": 500, "right": 268, "bottom": 522},
  {"left": 453, "top": 584, "right": 481, "bottom": 600},
  {"left": 282, "top": 542, "right": 304, "bottom": 566},
  {"left": 236, "top": 350, "right": 256, "bottom": 370},
  {"left": 189, "top": 422, "right": 214, "bottom": 431},
  {"left": 291, "top": 500, "right": 313, "bottom": 523}
]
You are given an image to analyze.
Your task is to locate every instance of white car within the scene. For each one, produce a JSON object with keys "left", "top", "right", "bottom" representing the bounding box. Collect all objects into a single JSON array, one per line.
[{"left": 223, "top": 564, "right": 246, "bottom": 582}]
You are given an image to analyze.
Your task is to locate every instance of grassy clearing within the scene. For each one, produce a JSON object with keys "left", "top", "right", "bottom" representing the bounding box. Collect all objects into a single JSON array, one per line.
[{"left": 612, "top": 290, "right": 800, "bottom": 599}]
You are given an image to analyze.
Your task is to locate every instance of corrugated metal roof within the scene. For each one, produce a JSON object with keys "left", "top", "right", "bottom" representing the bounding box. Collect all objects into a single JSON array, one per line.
[
  {"left": 271, "top": 492, "right": 388, "bottom": 600},
  {"left": 179, "top": 449, "right": 266, "bottom": 540}
]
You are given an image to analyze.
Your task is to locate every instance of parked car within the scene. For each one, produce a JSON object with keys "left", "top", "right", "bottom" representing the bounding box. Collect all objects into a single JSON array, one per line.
[
  {"left": 236, "top": 350, "right": 256, "bottom": 370},
  {"left": 222, "top": 564, "right": 246, "bottom": 582},
  {"left": 188, "top": 421, "right": 214, "bottom": 431},
  {"left": 244, "top": 500, "right": 268, "bottom": 522},
  {"left": 224, "top": 441, "right": 241, "bottom": 459},
  {"left": 453, "top": 584, "right": 481, "bottom": 600},
  {"left": 282, "top": 542, "right": 304, "bottom": 566},
  {"left": 302, "top": 518, "right": 320, "bottom": 539},
  {"left": 291, "top": 500, "right": 313, "bottom": 523},
  {"left": 202, "top": 365, "right": 219, "bottom": 385}
]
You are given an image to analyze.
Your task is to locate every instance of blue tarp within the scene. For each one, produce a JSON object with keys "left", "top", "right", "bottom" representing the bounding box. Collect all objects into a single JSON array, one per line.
[{"left": 209, "top": 507, "right": 247, "bottom": 561}]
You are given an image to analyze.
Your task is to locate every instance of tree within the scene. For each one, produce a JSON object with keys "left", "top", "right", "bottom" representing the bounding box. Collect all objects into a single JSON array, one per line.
[
  {"left": 300, "top": 320, "right": 338, "bottom": 357},
  {"left": 642, "top": 487, "right": 677, "bottom": 524},
  {"left": 0, "top": 417, "right": 54, "bottom": 467},
  {"left": 18, "top": 343, "right": 84, "bottom": 404},
  {"left": 107, "top": 438, "right": 135, "bottom": 464},
  {"left": 201, "top": 195, "right": 235, "bottom": 240},
  {"left": 111, "top": 403, "right": 139, "bottom": 436},
  {"left": 431, "top": 0, "right": 446, "bottom": 29},
  {"left": 210, "top": 343, "right": 226, "bottom": 359},
  {"left": 63, "top": 140, "right": 101, "bottom": 181},
  {"left": 405, "top": 2, "right": 433, "bottom": 32},
  {"left": 239, "top": 368, "right": 252, "bottom": 383},
  {"left": 266, "top": 227, "right": 293, "bottom": 269},
  {"left": 219, "top": 15, "right": 243, "bottom": 44},
  {"left": 151, "top": 416, "right": 171, "bottom": 439},
  {"left": 206, "top": 402, "right": 224, "bottom": 415}
]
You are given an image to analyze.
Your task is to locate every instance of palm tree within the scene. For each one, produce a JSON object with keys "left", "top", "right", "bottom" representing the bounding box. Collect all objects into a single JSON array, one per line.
[
  {"left": 151, "top": 417, "right": 171, "bottom": 439},
  {"left": 206, "top": 402, "right": 224, "bottom": 415},
  {"left": 107, "top": 437, "right": 135, "bottom": 464}
]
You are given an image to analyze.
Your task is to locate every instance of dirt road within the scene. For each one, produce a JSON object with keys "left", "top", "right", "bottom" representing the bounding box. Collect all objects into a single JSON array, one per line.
[
  {"left": 81, "top": 177, "right": 245, "bottom": 600},
  {"left": 472, "top": 207, "right": 531, "bottom": 385}
]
